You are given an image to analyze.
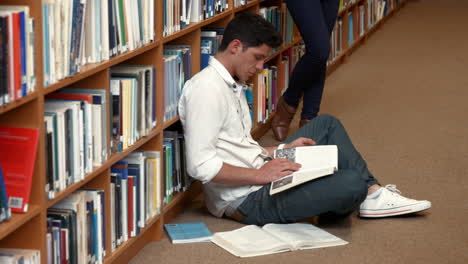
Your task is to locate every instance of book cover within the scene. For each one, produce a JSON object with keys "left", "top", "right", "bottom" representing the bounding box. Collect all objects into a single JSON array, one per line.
[
  {"left": 0, "top": 126, "right": 39, "bottom": 213},
  {"left": 164, "top": 222, "right": 212, "bottom": 244},
  {"left": 270, "top": 145, "right": 338, "bottom": 195}
]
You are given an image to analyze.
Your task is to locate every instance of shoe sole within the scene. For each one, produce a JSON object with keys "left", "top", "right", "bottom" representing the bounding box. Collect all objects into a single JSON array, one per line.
[{"left": 359, "top": 201, "right": 431, "bottom": 218}]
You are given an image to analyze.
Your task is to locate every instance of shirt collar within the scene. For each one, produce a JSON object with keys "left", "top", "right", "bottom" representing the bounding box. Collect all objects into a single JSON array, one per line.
[{"left": 209, "top": 56, "right": 243, "bottom": 97}]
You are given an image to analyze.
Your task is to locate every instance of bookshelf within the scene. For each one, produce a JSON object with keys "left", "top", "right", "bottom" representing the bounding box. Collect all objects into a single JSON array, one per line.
[{"left": 0, "top": 0, "right": 407, "bottom": 263}]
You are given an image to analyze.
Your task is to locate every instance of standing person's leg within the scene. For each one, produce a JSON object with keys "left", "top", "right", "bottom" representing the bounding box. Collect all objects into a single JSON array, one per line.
[
  {"left": 299, "top": 0, "right": 341, "bottom": 123},
  {"left": 272, "top": 0, "right": 336, "bottom": 141},
  {"left": 321, "top": 0, "right": 341, "bottom": 36}
]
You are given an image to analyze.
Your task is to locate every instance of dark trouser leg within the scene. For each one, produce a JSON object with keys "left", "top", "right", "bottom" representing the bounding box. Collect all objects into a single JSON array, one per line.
[
  {"left": 237, "top": 169, "right": 368, "bottom": 225},
  {"left": 283, "top": 0, "right": 340, "bottom": 120},
  {"left": 238, "top": 115, "right": 378, "bottom": 225},
  {"left": 286, "top": 114, "right": 380, "bottom": 187}
]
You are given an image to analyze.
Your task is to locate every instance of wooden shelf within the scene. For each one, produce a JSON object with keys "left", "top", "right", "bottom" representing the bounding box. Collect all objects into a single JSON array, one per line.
[
  {"left": 0, "top": 205, "right": 41, "bottom": 241},
  {"left": 0, "top": 91, "right": 41, "bottom": 115},
  {"left": 0, "top": 0, "right": 409, "bottom": 262},
  {"left": 104, "top": 214, "right": 162, "bottom": 264}
]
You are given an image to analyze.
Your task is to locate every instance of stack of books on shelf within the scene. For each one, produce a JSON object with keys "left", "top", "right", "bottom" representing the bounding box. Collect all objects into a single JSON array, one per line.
[
  {"left": 45, "top": 89, "right": 108, "bottom": 199},
  {"left": 234, "top": 0, "right": 255, "bottom": 8},
  {"left": 42, "top": 0, "right": 155, "bottom": 86},
  {"left": 282, "top": 5, "right": 295, "bottom": 45},
  {"left": 0, "top": 5, "right": 36, "bottom": 107},
  {"left": 110, "top": 65, "right": 157, "bottom": 154},
  {"left": 256, "top": 65, "right": 278, "bottom": 124},
  {"left": 200, "top": 28, "right": 224, "bottom": 70},
  {"left": 163, "top": 45, "right": 192, "bottom": 122},
  {"left": 163, "top": 130, "right": 192, "bottom": 204},
  {"left": 367, "top": 0, "right": 392, "bottom": 29},
  {"left": 163, "top": 0, "right": 229, "bottom": 37},
  {"left": 47, "top": 188, "right": 105, "bottom": 264},
  {"left": 0, "top": 248, "right": 40, "bottom": 263},
  {"left": 329, "top": 17, "right": 343, "bottom": 64},
  {"left": 110, "top": 152, "right": 162, "bottom": 252}
]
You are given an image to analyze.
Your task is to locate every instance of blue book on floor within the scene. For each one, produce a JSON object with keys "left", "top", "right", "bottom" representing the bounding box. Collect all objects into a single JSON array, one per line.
[{"left": 164, "top": 222, "right": 213, "bottom": 244}]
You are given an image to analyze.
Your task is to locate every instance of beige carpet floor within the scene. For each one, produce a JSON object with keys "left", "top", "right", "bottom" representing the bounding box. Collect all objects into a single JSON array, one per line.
[{"left": 130, "top": 0, "right": 468, "bottom": 263}]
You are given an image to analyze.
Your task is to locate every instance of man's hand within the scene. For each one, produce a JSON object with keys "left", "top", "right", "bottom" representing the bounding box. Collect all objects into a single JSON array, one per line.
[
  {"left": 256, "top": 158, "right": 301, "bottom": 184},
  {"left": 285, "top": 137, "right": 316, "bottom": 148}
]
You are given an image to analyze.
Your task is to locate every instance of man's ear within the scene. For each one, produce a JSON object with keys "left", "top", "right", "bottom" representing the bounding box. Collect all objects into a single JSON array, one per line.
[{"left": 228, "top": 39, "right": 242, "bottom": 54}]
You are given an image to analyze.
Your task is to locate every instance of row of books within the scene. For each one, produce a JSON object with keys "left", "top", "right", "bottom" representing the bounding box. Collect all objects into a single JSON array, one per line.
[
  {"left": 260, "top": 4, "right": 295, "bottom": 47},
  {"left": 45, "top": 89, "right": 108, "bottom": 200},
  {"left": 339, "top": 0, "right": 358, "bottom": 12},
  {"left": 234, "top": 0, "right": 254, "bottom": 8},
  {"left": 256, "top": 65, "right": 278, "bottom": 124},
  {"left": 47, "top": 188, "right": 105, "bottom": 264},
  {"left": 110, "top": 65, "right": 157, "bottom": 154},
  {"left": 163, "top": 45, "right": 192, "bottom": 122},
  {"left": 42, "top": 0, "right": 155, "bottom": 86},
  {"left": 252, "top": 42, "right": 305, "bottom": 124},
  {"left": 110, "top": 151, "right": 162, "bottom": 252},
  {"left": 329, "top": 0, "right": 397, "bottom": 64},
  {"left": 0, "top": 5, "right": 36, "bottom": 107},
  {"left": 163, "top": 0, "right": 228, "bottom": 37},
  {"left": 163, "top": 130, "right": 192, "bottom": 205},
  {"left": 367, "top": 0, "right": 394, "bottom": 28},
  {"left": 0, "top": 163, "right": 10, "bottom": 222},
  {"left": 200, "top": 28, "right": 224, "bottom": 70},
  {"left": 0, "top": 126, "right": 39, "bottom": 215},
  {"left": 0, "top": 248, "right": 40, "bottom": 263}
]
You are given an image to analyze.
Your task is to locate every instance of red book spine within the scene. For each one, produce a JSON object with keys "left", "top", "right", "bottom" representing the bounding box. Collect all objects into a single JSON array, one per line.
[
  {"left": 11, "top": 13, "right": 21, "bottom": 100},
  {"left": 46, "top": 92, "right": 93, "bottom": 104}
]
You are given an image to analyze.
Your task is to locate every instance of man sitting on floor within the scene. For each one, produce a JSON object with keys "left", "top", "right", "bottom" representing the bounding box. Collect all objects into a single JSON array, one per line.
[{"left": 178, "top": 12, "right": 431, "bottom": 225}]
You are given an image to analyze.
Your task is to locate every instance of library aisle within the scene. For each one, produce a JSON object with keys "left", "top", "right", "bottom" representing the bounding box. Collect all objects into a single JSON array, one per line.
[{"left": 130, "top": 0, "right": 468, "bottom": 263}]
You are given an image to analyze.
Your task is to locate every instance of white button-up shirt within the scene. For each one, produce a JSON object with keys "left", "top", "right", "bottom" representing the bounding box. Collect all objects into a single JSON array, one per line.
[{"left": 179, "top": 57, "right": 269, "bottom": 217}]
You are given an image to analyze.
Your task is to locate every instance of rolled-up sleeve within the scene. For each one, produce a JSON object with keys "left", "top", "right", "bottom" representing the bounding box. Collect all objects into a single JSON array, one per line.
[{"left": 179, "top": 78, "right": 225, "bottom": 183}]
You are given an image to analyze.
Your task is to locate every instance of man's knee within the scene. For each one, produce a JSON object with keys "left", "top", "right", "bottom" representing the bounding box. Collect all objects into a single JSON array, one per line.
[
  {"left": 335, "top": 170, "right": 368, "bottom": 205},
  {"left": 306, "top": 114, "right": 341, "bottom": 127}
]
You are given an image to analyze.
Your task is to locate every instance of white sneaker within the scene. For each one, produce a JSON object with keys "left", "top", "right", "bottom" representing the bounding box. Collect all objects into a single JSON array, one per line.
[{"left": 359, "top": 184, "right": 431, "bottom": 218}]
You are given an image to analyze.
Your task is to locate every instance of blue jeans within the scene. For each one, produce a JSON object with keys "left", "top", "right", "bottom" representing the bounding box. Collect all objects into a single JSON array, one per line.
[
  {"left": 237, "top": 115, "right": 380, "bottom": 225},
  {"left": 283, "top": 0, "right": 340, "bottom": 120}
]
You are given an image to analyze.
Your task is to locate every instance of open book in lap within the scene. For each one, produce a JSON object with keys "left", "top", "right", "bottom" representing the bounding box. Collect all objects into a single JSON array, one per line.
[
  {"left": 270, "top": 145, "right": 338, "bottom": 195},
  {"left": 211, "top": 223, "right": 348, "bottom": 258}
]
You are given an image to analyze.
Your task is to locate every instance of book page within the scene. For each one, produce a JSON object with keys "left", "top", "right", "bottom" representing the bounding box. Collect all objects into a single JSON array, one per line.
[
  {"left": 212, "top": 225, "right": 291, "bottom": 257},
  {"left": 263, "top": 223, "right": 348, "bottom": 250},
  {"left": 270, "top": 145, "right": 338, "bottom": 195},
  {"left": 274, "top": 145, "right": 338, "bottom": 170}
]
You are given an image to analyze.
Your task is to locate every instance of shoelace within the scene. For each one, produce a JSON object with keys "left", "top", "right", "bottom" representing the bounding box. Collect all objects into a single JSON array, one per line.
[
  {"left": 384, "top": 184, "right": 402, "bottom": 194},
  {"left": 384, "top": 184, "right": 413, "bottom": 201}
]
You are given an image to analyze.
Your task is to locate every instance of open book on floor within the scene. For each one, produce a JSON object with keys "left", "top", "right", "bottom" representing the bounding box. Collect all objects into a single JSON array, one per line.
[
  {"left": 270, "top": 145, "right": 338, "bottom": 195},
  {"left": 211, "top": 223, "right": 348, "bottom": 258}
]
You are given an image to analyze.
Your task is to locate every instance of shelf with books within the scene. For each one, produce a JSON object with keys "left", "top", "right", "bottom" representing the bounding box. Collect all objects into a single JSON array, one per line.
[
  {"left": 0, "top": 91, "right": 41, "bottom": 116},
  {"left": 339, "top": 0, "right": 363, "bottom": 17},
  {"left": 162, "top": 9, "right": 233, "bottom": 44},
  {"left": 234, "top": 0, "right": 261, "bottom": 13},
  {"left": 45, "top": 115, "right": 162, "bottom": 207},
  {"left": 0, "top": 0, "right": 409, "bottom": 262},
  {"left": 44, "top": 42, "right": 160, "bottom": 95},
  {"left": 103, "top": 215, "right": 163, "bottom": 264}
]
